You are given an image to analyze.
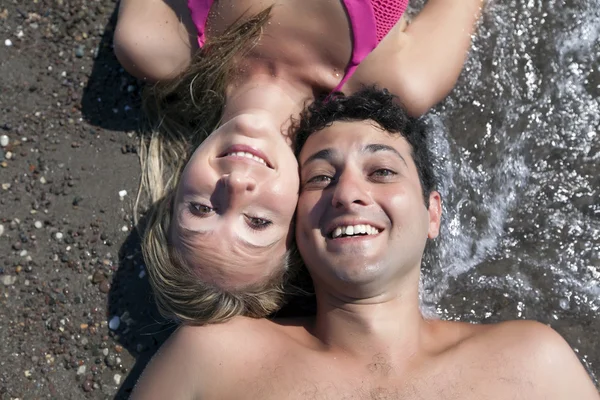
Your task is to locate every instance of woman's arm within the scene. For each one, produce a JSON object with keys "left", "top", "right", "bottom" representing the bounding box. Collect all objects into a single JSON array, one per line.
[
  {"left": 351, "top": 0, "right": 484, "bottom": 116},
  {"left": 114, "top": 0, "right": 198, "bottom": 81}
]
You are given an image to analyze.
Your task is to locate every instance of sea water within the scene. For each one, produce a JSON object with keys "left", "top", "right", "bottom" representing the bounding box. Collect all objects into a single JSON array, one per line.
[{"left": 415, "top": 0, "right": 600, "bottom": 385}]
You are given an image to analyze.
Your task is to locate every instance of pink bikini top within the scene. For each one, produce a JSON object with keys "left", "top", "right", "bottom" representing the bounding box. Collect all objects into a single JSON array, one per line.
[{"left": 188, "top": 0, "right": 409, "bottom": 92}]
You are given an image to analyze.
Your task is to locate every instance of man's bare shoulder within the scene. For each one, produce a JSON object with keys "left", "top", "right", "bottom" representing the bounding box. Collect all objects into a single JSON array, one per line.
[{"left": 427, "top": 319, "right": 599, "bottom": 399}]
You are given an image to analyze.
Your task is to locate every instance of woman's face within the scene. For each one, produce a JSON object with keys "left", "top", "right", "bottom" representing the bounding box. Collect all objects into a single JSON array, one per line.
[{"left": 171, "top": 111, "right": 299, "bottom": 288}]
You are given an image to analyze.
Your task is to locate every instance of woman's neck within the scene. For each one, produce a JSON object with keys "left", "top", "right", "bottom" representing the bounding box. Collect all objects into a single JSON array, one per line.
[{"left": 223, "top": 70, "right": 314, "bottom": 128}]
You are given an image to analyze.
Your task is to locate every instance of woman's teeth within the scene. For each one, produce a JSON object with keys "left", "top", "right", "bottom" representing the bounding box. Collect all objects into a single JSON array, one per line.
[{"left": 226, "top": 151, "right": 267, "bottom": 166}]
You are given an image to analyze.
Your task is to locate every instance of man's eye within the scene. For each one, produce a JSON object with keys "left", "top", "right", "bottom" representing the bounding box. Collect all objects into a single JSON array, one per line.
[
  {"left": 246, "top": 216, "right": 272, "bottom": 231},
  {"left": 305, "top": 175, "right": 333, "bottom": 186},
  {"left": 190, "top": 203, "right": 214, "bottom": 215},
  {"left": 371, "top": 169, "right": 396, "bottom": 178}
]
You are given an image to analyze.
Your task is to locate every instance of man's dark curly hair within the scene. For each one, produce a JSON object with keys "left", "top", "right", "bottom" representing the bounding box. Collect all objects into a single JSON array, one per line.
[{"left": 293, "top": 86, "right": 437, "bottom": 206}]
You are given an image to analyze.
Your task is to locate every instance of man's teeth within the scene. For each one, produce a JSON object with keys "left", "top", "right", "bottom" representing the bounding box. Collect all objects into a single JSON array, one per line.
[
  {"left": 331, "top": 225, "right": 380, "bottom": 238},
  {"left": 227, "top": 151, "right": 267, "bottom": 166}
]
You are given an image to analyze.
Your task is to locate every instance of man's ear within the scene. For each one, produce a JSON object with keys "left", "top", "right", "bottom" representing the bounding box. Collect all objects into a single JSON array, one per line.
[{"left": 427, "top": 191, "right": 442, "bottom": 239}]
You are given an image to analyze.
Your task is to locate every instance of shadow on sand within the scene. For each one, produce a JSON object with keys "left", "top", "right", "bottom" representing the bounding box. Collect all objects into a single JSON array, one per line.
[
  {"left": 80, "top": 6, "right": 143, "bottom": 133},
  {"left": 109, "top": 222, "right": 176, "bottom": 399}
]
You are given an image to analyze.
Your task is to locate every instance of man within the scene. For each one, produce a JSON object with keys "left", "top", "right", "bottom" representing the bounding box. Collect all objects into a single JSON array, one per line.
[{"left": 132, "top": 87, "right": 599, "bottom": 399}]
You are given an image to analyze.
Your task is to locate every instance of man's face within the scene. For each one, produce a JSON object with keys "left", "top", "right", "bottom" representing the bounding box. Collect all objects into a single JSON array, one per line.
[{"left": 295, "top": 120, "right": 441, "bottom": 294}]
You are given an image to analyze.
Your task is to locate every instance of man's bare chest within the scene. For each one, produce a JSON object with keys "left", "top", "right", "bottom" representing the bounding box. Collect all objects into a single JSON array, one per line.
[{"left": 224, "top": 356, "right": 496, "bottom": 400}]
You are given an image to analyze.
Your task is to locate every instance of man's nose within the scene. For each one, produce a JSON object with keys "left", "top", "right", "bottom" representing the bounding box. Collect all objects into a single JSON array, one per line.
[
  {"left": 222, "top": 171, "right": 257, "bottom": 207},
  {"left": 331, "top": 169, "right": 371, "bottom": 209}
]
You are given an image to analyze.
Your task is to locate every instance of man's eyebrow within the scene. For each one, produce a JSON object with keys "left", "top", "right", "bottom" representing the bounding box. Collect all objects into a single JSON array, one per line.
[
  {"left": 362, "top": 144, "right": 408, "bottom": 166},
  {"left": 302, "top": 148, "right": 336, "bottom": 165}
]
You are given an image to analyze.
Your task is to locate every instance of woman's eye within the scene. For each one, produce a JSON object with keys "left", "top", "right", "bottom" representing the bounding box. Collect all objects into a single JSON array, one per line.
[
  {"left": 190, "top": 203, "right": 214, "bottom": 215},
  {"left": 246, "top": 216, "right": 272, "bottom": 231}
]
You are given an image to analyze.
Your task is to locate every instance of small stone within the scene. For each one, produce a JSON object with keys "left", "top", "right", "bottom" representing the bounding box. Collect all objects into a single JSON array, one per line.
[
  {"left": 12, "top": 242, "right": 21, "bottom": 251},
  {"left": 108, "top": 316, "right": 120, "bottom": 331},
  {"left": 55, "top": 232, "right": 64, "bottom": 240},
  {"left": 75, "top": 45, "right": 85, "bottom": 58},
  {"left": 19, "top": 250, "right": 27, "bottom": 257},
  {"left": 98, "top": 280, "right": 111, "bottom": 293},
  {"left": 0, "top": 224, "right": 4, "bottom": 236},
  {"left": 121, "top": 225, "right": 128, "bottom": 232},
  {"left": 34, "top": 221, "right": 43, "bottom": 229},
  {"left": 1, "top": 275, "right": 17, "bottom": 286},
  {"left": 16, "top": 30, "right": 23, "bottom": 38},
  {"left": 0, "top": 135, "right": 8, "bottom": 147},
  {"left": 1, "top": 183, "right": 10, "bottom": 190},
  {"left": 5, "top": 151, "right": 12, "bottom": 160},
  {"left": 76, "top": 365, "right": 86, "bottom": 375},
  {"left": 113, "top": 374, "right": 122, "bottom": 385},
  {"left": 92, "top": 270, "right": 105, "bottom": 284},
  {"left": 80, "top": 323, "right": 88, "bottom": 330},
  {"left": 82, "top": 380, "right": 93, "bottom": 392},
  {"left": 118, "top": 190, "right": 127, "bottom": 199},
  {"left": 39, "top": 177, "right": 47, "bottom": 184},
  {"left": 4, "top": 39, "right": 12, "bottom": 47},
  {"left": 24, "top": 370, "right": 31, "bottom": 378}
]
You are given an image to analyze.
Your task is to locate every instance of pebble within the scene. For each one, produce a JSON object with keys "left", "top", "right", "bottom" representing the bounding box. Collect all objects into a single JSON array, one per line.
[
  {"left": 1, "top": 183, "right": 10, "bottom": 190},
  {"left": 82, "top": 380, "right": 93, "bottom": 392},
  {"left": 108, "top": 316, "right": 120, "bottom": 331},
  {"left": 34, "top": 221, "right": 43, "bottom": 229},
  {"left": 98, "top": 280, "right": 111, "bottom": 293},
  {"left": 121, "top": 225, "right": 128, "bottom": 232},
  {"left": 76, "top": 365, "right": 86, "bottom": 375},
  {"left": 55, "top": 232, "right": 64, "bottom": 240},
  {"left": 92, "top": 270, "right": 105, "bottom": 284},
  {"left": 118, "top": 190, "right": 127, "bottom": 199},
  {"left": 0, "top": 224, "right": 3, "bottom": 236},
  {"left": 75, "top": 45, "right": 85, "bottom": 58},
  {"left": 113, "top": 374, "right": 122, "bottom": 385},
  {"left": 1, "top": 275, "right": 17, "bottom": 286},
  {"left": 4, "top": 39, "right": 12, "bottom": 47},
  {"left": 39, "top": 177, "right": 47, "bottom": 184},
  {"left": 5, "top": 151, "right": 12, "bottom": 160},
  {"left": 0, "top": 135, "right": 8, "bottom": 147}
]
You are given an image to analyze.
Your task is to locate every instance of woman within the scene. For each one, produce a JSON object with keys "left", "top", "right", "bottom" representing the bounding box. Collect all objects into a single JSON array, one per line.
[{"left": 113, "top": 0, "right": 483, "bottom": 325}]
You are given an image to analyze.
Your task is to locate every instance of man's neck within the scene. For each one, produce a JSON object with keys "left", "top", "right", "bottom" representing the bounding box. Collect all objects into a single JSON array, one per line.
[{"left": 312, "top": 268, "right": 426, "bottom": 363}]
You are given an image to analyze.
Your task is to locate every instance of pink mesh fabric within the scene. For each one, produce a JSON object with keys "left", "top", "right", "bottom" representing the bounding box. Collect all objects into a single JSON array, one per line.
[{"left": 371, "top": 0, "right": 410, "bottom": 43}]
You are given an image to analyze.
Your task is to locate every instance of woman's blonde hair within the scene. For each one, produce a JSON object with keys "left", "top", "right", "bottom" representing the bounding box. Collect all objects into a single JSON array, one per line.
[
  {"left": 142, "top": 191, "right": 298, "bottom": 324},
  {"left": 135, "top": 6, "right": 300, "bottom": 325}
]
